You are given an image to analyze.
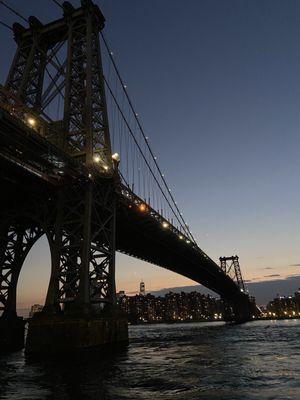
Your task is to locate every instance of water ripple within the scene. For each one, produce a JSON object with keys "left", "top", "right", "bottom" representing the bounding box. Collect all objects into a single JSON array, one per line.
[{"left": 0, "top": 320, "right": 299, "bottom": 399}]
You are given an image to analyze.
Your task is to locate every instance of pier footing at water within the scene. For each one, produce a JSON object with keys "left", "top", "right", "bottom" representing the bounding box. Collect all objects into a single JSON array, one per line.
[
  {"left": 0, "top": 317, "right": 25, "bottom": 352},
  {"left": 26, "top": 313, "right": 128, "bottom": 354}
]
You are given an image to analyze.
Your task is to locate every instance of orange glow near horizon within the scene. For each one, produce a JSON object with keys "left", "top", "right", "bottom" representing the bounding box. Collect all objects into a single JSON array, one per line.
[{"left": 14, "top": 236, "right": 300, "bottom": 311}]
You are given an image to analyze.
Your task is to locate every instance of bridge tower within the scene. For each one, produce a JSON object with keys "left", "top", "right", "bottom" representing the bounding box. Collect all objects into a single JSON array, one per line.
[
  {"left": 219, "top": 255, "right": 246, "bottom": 293},
  {"left": 219, "top": 255, "right": 258, "bottom": 321},
  {"left": 0, "top": 0, "right": 128, "bottom": 353}
]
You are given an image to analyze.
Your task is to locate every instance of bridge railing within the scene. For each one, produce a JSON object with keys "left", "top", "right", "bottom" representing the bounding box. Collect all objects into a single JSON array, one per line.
[
  {"left": 0, "top": 90, "right": 91, "bottom": 182},
  {"left": 118, "top": 183, "right": 215, "bottom": 262},
  {"left": 0, "top": 86, "right": 93, "bottom": 164},
  {"left": 0, "top": 85, "right": 49, "bottom": 136}
]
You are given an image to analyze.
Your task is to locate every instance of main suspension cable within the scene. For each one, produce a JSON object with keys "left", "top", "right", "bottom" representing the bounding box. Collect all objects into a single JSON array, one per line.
[
  {"left": 0, "top": 0, "right": 28, "bottom": 23},
  {"left": 100, "top": 32, "right": 196, "bottom": 243},
  {"left": 0, "top": 19, "right": 12, "bottom": 30},
  {"left": 50, "top": 0, "right": 63, "bottom": 9},
  {"left": 0, "top": 0, "right": 196, "bottom": 242},
  {"left": 103, "top": 75, "right": 192, "bottom": 238}
]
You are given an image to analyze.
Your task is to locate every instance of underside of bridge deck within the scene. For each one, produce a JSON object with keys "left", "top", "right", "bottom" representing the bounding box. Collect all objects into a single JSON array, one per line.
[{"left": 0, "top": 114, "right": 256, "bottom": 353}]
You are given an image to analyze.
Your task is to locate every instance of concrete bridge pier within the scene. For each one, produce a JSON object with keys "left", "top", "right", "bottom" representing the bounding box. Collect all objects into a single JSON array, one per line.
[
  {"left": 25, "top": 309, "right": 128, "bottom": 354},
  {"left": 222, "top": 293, "right": 259, "bottom": 323},
  {"left": 232, "top": 299, "right": 253, "bottom": 323},
  {"left": 0, "top": 316, "right": 25, "bottom": 352}
]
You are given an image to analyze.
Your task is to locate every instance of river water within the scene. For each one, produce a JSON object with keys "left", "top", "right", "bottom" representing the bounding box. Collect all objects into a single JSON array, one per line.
[{"left": 0, "top": 320, "right": 299, "bottom": 400}]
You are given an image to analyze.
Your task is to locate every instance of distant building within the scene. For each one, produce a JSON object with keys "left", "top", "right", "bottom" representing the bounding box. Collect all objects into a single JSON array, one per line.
[
  {"left": 29, "top": 304, "right": 43, "bottom": 318},
  {"left": 266, "top": 288, "right": 300, "bottom": 318},
  {"left": 117, "top": 290, "right": 126, "bottom": 299},
  {"left": 139, "top": 280, "right": 145, "bottom": 296},
  {"left": 118, "top": 291, "right": 223, "bottom": 324}
]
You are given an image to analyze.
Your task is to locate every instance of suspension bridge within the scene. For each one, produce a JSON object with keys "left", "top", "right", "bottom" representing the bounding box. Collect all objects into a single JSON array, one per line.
[{"left": 0, "top": 0, "right": 258, "bottom": 353}]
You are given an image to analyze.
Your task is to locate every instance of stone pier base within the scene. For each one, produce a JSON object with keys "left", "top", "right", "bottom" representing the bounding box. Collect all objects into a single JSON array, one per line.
[
  {"left": 0, "top": 317, "right": 25, "bottom": 352},
  {"left": 26, "top": 313, "right": 128, "bottom": 354}
]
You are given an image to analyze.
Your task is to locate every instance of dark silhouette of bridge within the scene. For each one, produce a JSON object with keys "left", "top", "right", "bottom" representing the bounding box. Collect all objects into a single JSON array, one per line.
[{"left": 0, "top": 0, "right": 257, "bottom": 353}]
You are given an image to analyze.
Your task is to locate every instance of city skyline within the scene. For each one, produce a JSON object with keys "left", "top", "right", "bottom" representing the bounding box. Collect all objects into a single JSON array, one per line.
[{"left": 1, "top": 0, "right": 300, "bottom": 309}]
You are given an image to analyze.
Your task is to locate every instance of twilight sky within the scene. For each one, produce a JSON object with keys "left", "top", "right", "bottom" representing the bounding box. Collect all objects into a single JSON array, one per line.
[{"left": 1, "top": 0, "right": 300, "bottom": 308}]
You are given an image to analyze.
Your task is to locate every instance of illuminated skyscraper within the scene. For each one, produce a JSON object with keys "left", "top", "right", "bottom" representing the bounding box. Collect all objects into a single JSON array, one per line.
[
  {"left": 140, "top": 280, "right": 145, "bottom": 296},
  {"left": 29, "top": 304, "right": 43, "bottom": 318}
]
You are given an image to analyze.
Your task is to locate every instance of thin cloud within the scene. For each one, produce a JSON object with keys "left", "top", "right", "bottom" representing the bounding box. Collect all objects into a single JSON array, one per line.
[
  {"left": 263, "top": 274, "right": 280, "bottom": 278},
  {"left": 286, "top": 274, "right": 300, "bottom": 280},
  {"left": 289, "top": 264, "right": 300, "bottom": 267},
  {"left": 264, "top": 267, "right": 274, "bottom": 270}
]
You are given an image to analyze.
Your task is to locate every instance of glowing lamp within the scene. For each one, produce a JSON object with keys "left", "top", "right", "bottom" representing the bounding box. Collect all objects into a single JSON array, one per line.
[
  {"left": 139, "top": 204, "right": 146, "bottom": 212},
  {"left": 112, "top": 153, "right": 120, "bottom": 162},
  {"left": 27, "top": 117, "right": 36, "bottom": 127}
]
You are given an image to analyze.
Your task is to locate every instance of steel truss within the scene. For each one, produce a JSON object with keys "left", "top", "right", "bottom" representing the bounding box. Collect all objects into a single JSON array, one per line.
[
  {"left": 0, "top": 190, "right": 55, "bottom": 317},
  {"left": 219, "top": 255, "right": 246, "bottom": 293},
  {"left": 45, "top": 177, "right": 116, "bottom": 314},
  {"left": 0, "top": 224, "right": 43, "bottom": 317},
  {"left": 0, "top": 0, "right": 117, "bottom": 318}
]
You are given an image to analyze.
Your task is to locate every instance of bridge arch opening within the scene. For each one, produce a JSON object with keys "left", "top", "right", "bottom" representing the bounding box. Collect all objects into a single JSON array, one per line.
[{"left": 16, "top": 235, "right": 51, "bottom": 318}]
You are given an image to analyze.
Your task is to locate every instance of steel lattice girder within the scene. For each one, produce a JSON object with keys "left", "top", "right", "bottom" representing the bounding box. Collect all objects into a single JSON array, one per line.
[
  {"left": 0, "top": 174, "right": 117, "bottom": 317},
  {"left": 44, "top": 178, "right": 116, "bottom": 311}
]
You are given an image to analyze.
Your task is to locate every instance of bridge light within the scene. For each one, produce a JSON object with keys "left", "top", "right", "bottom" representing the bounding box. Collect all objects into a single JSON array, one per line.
[
  {"left": 93, "top": 154, "right": 101, "bottom": 163},
  {"left": 179, "top": 235, "right": 184, "bottom": 240},
  {"left": 112, "top": 153, "right": 120, "bottom": 162},
  {"left": 162, "top": 221, "right": 169, "bottom": 228},
  {"left": 186, "top": 240, "right": 191, "bottom": 244},
  {"left": 139, "top": 203, "right": 146, "bottom": 212},
  {"left": 27, "top": 117, "right": 36, "bottom": 127},
  {"left": 103, "top": 165, "right": 109, "bottom": 171}
]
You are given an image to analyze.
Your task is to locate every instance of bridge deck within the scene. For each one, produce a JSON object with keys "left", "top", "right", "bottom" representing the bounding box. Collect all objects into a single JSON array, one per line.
[{"left": 0, "top": 107, "right": 244, "bottom": 302}]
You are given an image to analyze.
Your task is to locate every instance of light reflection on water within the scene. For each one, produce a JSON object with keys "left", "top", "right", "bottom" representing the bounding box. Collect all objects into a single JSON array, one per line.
[{"left": 0, "top": 320, "right": 299, "bottom": 399}]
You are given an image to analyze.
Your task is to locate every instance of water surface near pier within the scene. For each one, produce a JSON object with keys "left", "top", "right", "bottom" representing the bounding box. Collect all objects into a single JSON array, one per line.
[{"left": 0, "top": 320, "right": 299, "bottom": 399}]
